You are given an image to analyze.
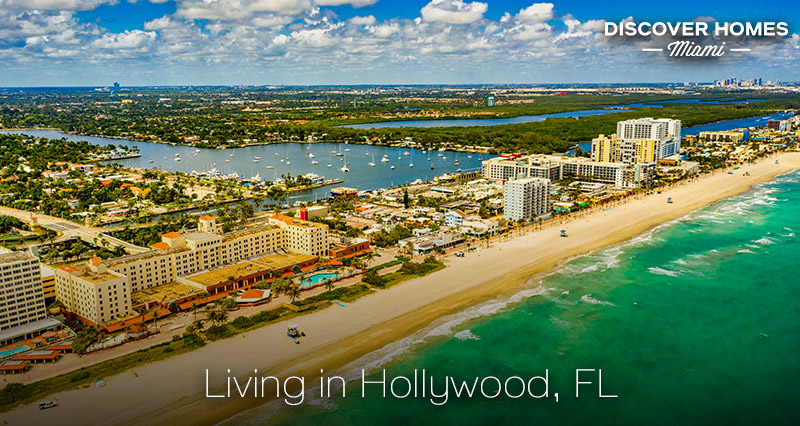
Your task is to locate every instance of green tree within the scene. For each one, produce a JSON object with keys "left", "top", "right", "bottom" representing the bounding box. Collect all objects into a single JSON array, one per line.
[{"left": 288, "top": 285, "right": 301, "bottom": 303}]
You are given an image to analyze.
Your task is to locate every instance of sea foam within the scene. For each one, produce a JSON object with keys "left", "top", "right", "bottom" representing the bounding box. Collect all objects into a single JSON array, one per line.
[{"left": 648, "top": 267, "right": 680, "bottom": 277}]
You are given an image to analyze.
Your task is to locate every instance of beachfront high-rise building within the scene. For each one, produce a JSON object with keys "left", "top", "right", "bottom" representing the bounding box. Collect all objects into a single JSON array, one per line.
[
  {"left": 0, "top": 252, "right": 48, "bottom": 333},
  {"left": 592, "top": 118, "right": 681, "bottom": 164},
  {"left": 597, "top": 117, "right": 682, "bottom": 161},
  {"left": 482, "top": 154, "right": 655, "bottom": 189},
  {"left": 591, "top": 135, "right": 661, "bottom": 164},
  {"left": 268, "top": 215, "right": 328, "bottom": 258},
  {"left": 0, "top": 251, "right": 64, "bottom": 347},
  {"left": 503, "top": 177, "right": 551, "bottom": 221},
  {"left": 55, "top": 258, "right": 131, "bottom": 325},
  {"left": 488, "top": 96, "right": 495, "bottom": 107}
]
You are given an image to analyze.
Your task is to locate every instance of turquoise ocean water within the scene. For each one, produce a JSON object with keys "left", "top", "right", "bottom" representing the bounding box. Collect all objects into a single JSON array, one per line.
[{"left": 231, "top": 170, "right": 800, "bottom": 425}]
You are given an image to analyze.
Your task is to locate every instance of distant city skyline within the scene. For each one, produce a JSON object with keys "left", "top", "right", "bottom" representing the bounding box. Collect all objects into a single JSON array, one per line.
[{"left": 0, "top": 0, "right": 798, "bottom": 87}]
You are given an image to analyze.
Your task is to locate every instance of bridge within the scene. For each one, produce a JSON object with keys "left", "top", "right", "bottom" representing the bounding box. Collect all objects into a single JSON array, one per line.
[{"left": 0, "top": 207, "right": 150, "bottom": 254}]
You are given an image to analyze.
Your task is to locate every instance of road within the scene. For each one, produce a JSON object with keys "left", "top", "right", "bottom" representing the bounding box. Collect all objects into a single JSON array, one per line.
[{"left": 0, "top": 206, "right": 149, "bottom": 254}]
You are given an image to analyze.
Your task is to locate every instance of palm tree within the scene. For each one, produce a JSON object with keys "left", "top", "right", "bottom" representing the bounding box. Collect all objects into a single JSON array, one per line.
[
  {"left": 113, "top": 245, "right": 126, "bottom": 257},
  {"left": 193, "top": 319, "right": 205, "bottom": 334},
  {"left": 288, "top": 285, "right": 301, "bottom": 303},
  {"left": 435, "top": 245, "right": 446, "bottom": 260},
  {"left": 351, "top": 257, "right": 366, "bottom": 269},
  {"left": 206, "top": 309, "right": 218, "bottom": 325},
  {"left": 323, "top": 279, "right": 335, "bottom": 292}
]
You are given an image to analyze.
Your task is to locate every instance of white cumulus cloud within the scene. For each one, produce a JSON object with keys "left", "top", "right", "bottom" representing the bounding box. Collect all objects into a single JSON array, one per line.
[
  {"left": 420, "top": 0, "right": 487, "bottom": 25},
  {"left": 515, "top": 3, "right": 554, "bottom": 24}
]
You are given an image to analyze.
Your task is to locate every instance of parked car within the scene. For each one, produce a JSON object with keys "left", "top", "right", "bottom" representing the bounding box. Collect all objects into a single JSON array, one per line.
[
  {"left": 454, "top": 252, "right": 465, "bottom": 258},
  {"left": 39, "top": 401, "right": 58, "bottom": 410}
]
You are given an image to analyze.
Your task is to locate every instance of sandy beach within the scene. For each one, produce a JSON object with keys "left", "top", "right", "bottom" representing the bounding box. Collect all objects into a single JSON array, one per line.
[{"left": 3, "top": 152, "right": 799, "bottom": 426}]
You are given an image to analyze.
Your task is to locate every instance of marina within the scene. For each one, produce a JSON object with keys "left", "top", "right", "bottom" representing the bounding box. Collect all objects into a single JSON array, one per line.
[{"left": 1, "top": 129, "right": 483, "bottom": 203}]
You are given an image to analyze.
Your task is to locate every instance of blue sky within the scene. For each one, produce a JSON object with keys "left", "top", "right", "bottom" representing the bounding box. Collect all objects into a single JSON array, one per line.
[{"left": 1, "top": 0, "right": 798, "bottom": 86}]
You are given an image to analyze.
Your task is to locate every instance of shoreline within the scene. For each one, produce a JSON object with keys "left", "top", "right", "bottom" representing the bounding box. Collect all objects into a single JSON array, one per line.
[{"left": 2, "top": 152, "right": 799, "bottom": 425}]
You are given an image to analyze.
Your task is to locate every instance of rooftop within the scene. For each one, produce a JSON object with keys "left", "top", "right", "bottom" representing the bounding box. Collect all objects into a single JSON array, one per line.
[
  {"left": 270, "top": 214, "right": 325, "bottom": 229},
  {"left": 183, "top": 251, "right": 317, "bottom": 288},
  {"left": 221, "top": 224, "right": 279, "bottom": 243},
  {"left": 131, "top": 282, "right": 203, "bottom": 306},
  {"left": 150, "top": 242, "right": 170, "bottom": 250},
  {"left": 105, "top": 245, "right": 190, "bottom": 268},
  {"left": 163, "top": 231, "right": 184, "bottom": 239},
  {"left": 0, "top": 251, "right": 36, "bottom": 264},
  {"left": 0, "top": 318, "right": 62, "bottom": 344},
  {"left": 184, "top": 231, "right": 220, "bottom": 242}
]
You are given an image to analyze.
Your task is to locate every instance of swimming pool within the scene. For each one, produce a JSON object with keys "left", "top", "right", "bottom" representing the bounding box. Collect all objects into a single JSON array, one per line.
[
  {"left": 0, "top": 345, "right": 31, "bottom": 358},
  {"left": 299, "top": 272, "right": 341, "bottom": 287}
]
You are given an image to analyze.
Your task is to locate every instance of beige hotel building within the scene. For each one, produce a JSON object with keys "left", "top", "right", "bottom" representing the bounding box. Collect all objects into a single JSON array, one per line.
[{"left": 55, "top": 215, "right": 328, "bottom": 325}]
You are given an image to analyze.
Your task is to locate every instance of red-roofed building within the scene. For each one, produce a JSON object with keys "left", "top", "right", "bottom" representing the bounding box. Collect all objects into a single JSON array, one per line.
[
  {"left": 130, "top": 187, "right": 150, "bottom": 197},
  {"left": 329, "top": 237, "right": 371, "bottom": 260},
  {"left": 235, "top": 289, "right": 271, "bottom": 307},
  {"left": 14, "top": 350, "right": 62, "bottom": 363},
  {"left": 0, "top": 360, "right": 30, "bottom": 374},
  {"left": 444, "top": 209, "right": 467, "bottom": 227},
  {"left": 149, "top": 242, "right": 170, "bottom": 250}
]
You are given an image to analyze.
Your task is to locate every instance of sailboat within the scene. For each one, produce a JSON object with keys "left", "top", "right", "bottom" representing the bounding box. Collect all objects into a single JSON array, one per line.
[
  {"left": 381, "top": 154, "right": 390, "bottom": 162},
  {"left": 409, "top": 155, "right": 414, "bottom": 168},
  {"left": 369, "top": 155, "right": 376, "bottom": 167},
  {"left": 308, "top": 152, "right": 314, "bottom": 158},
  {"left": 340, "top": 153, "right": 349, "bottom": 172},
  {"left": 312, "top": 160, "right": 318, "bottom": 165},
  {"left": 391, "top": 165, "right": 395, "bottom": 170}
]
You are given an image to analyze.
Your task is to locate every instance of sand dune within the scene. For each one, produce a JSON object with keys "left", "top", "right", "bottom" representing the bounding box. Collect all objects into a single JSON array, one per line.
[{"left": 4, "top": 152, "right": 799, "bottom": 426}]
